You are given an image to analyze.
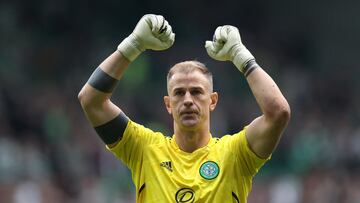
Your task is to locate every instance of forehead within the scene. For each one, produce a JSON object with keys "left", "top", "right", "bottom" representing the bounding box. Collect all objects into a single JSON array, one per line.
[{"left": 168, "top": 70, "right": 211, "bottom": 91}]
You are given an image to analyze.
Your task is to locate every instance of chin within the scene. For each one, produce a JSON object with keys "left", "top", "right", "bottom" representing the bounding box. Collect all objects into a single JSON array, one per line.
[{"left": 181, "top": 120, "right": 200, "bottom": 129}]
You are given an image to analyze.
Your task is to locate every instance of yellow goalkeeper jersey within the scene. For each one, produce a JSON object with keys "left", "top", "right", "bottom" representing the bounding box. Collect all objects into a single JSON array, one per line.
[{"left": 107, "top": 120, "right": 269, "bottom": 203}]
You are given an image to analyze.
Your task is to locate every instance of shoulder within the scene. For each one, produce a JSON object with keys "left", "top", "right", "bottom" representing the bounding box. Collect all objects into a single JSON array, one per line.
[
  {"left": 216, "top": 128, "right": 247, "bottom": 143},
  {"left": 211, "top": 128, "right": 250, "bottom": 156},
  {"left": 118, "top": 120, "right": 168, "bottom": 146}
]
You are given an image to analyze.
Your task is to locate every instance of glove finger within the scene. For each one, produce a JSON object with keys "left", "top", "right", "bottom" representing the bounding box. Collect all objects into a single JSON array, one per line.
[
  {"left": 145, "top": 14, "right": 157, "bottom": 32},
  {"left": 167, "top": 32, "right": 175, "bottom": 46},
  {"left": 153, "top": 15, "right": 165, "bottom": 33},
  {"left": 205, "top": 41, "right": 217, "bottom": 56},
  {"left": 213, "top": 26, "right": 222, "bottom": 42},
  {"left": 205, "top": 40, "right": 213, "bottom": 49},
  {"left": 159, "top": 20, "right": 169, "bottom": 34},
  {"left": 213, "top": 26, "right": 225, "bottom": 50},
  {"left": 205, "top": 41, "right": 216, "bottom": 54},
  {"left": 159, "top": 22, "right": 175, "bottom": 43},
  {"left": 164, "top": 24, "right": 173, "bottom": 37},
  {"left": 158, "top": 25, "right": 171, "bottom": 41},
  {"left": 219, "top": 25, "right": 229, "bottom": 43},
  {"left": 158, "top": 32, "right": 175, "bottom": 49},
  {"left": 160, "top": 24, "right": 173, "bottom": 41},
  {"left": 227, "top": 25, "right": 241, "bottom": 42}
]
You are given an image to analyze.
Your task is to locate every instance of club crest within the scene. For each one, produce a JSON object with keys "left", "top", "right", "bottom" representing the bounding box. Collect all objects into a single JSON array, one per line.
[{"left": 199, "top": 161, "right": 219, "bottom": 180}]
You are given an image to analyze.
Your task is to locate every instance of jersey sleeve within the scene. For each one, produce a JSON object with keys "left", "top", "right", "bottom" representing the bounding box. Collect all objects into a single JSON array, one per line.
[
  {"left": 106, "top": 119, "right": 163, "bottom": 172},
  {"left": 229, "top": 127, "right": 271, "bottom": 176}
]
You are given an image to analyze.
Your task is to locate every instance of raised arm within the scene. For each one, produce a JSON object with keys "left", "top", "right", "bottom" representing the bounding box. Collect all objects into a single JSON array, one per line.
[
  {"left": 78, "top": 14, "right": 175, "bottom": 146},
  {"left": 205, "top": 25, "right": 290, "bottom": 158}
]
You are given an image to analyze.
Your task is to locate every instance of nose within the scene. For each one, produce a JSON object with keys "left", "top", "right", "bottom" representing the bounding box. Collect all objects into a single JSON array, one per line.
[{"left": 183, "top": 91, "right": 193, "bottom": 107}]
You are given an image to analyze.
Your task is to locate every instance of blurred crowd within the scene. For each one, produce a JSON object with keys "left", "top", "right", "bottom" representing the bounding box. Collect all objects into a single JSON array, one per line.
[{"left": 1, "top": 0, "right": 360, "bottom": 202}]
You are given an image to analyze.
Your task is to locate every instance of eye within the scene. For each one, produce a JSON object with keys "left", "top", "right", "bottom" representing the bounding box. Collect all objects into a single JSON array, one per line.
[
  {"left": 191, "top": 89, "right": 202, "bottom": 95},
  {"left": 174, "top": 90, "right": 185, "bottom": 96}
]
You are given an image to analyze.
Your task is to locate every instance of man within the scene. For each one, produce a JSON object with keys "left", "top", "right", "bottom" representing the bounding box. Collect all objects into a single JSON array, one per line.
[{"left": 78, "top": 14, "right": 290, "bottom": 203}]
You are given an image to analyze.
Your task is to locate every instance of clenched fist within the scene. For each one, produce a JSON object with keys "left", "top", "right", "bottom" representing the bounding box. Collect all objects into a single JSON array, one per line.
[
  {"left": 205, "top": 25, "right": 254, "bottom": 73},
  {"left": 118, "top": 14, "right": 175, "bottom": 61}
]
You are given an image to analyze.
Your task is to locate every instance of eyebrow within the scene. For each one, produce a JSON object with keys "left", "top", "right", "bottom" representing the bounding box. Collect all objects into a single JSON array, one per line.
[{"left": 172, "top": 86, "right": 204, "bottom": 92}]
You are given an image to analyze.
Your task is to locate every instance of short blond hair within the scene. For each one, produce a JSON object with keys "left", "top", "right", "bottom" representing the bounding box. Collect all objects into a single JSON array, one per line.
[{"left": 167, "top": 60, "right": 213, "bottom": 92}]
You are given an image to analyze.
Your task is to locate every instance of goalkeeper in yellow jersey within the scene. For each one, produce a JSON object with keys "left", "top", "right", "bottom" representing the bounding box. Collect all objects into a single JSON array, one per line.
[{"left": 78, "top": 14, "right": 290, "bottom": 203}]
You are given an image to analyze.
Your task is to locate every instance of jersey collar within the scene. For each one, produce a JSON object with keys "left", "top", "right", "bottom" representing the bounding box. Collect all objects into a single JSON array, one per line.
[{"left": 171, "top": 133, "right": 216, "bottom": 154}]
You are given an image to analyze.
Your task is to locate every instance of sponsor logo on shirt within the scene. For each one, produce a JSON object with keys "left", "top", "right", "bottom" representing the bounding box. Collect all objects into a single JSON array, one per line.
[
  {"left": 160, "top": 161, "right": 173, "bottom": 172},
  {"left": 175, "top": 188, "right": 195, "bottom": 203},
  {"left": 199, "top": 161, "right": 219, "bottom": 180}
]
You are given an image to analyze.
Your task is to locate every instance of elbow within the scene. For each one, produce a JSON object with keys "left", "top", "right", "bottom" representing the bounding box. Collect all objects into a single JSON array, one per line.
[
  {"left": 78, "top": 89, "right": 88, "bottom": 108},
  {"left": 77, "top": 88, "right": 94, "bottom": 110},
  {"left": 267, "top": 99, "right": 291, "bottom": 124},
  {"left": 77, "top": 87, "right": 109, "bottom": 111},
  {"left": 278, "top": 102, "right": 291, "bottom": 124}
]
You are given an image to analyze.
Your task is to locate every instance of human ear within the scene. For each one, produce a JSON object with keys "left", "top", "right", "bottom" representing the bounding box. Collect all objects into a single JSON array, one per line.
[
  {"left": 163, "top": 96, "right": 172, "bottom": 114},
  {"left": 209, "top": 92, "right": 218, "bottom": 111}
]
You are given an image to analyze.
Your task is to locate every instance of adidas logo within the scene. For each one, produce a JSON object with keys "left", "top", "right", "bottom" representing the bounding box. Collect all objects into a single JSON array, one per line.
[{"left": 160, "top": 161, "right": 173, "bottom": 172}]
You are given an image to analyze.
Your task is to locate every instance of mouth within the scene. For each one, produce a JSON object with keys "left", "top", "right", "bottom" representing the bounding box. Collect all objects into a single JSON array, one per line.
[
  {"left": 180, "top": 110, "right": 198, "bottom": 116},
  {"left": 179, "top": 109, "right": 199, "bottom": 126}
]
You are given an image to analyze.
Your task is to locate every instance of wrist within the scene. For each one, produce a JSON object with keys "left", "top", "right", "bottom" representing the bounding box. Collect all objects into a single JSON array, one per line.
[
  {"left": 242, "top": 59, "right": 259, "bottom": 77},
  {"left": 117, "top": 34, "right": 145, "bottom": 62},
  {"left": 231, "top": 44, "right": 254, "bottom": 73}
]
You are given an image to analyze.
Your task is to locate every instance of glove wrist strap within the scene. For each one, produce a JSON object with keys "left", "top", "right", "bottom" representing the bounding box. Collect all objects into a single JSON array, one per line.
[
  {"left": 232, "top": 45, "right": 255, "bottom": 73},
  {"left": 233, "top": 45, "right": 255, "bottom": 74},
  {"left": 117, "top": 34, "right": 144, "bottom": 61},
  {"left": 243, "top": 59, "right": 259, "bottom": 77}
]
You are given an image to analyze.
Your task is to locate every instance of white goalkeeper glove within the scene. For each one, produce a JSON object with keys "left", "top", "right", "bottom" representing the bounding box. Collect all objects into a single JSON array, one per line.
[
  {"left": 205, "top": 25, "right": 255, "bottom": 74},
  {"left": 117, "top": 14, "right": 175, "bottom": 61}
]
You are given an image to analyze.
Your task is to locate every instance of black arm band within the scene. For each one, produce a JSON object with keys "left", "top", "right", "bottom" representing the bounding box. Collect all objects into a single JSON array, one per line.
[
  {"left": 243, "top": 59, "right": 259, "bottom": 77},
  {"left": 87, "top": 67, "right": 119, "bottom": 93},
  {"left": 94, "top": 112, "right": 129, "bottom": 145}
]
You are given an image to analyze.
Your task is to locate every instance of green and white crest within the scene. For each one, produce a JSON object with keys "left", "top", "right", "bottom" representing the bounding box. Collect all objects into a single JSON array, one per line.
[{"left": 199, "top": 161, "right": 219, "bottom": 180}]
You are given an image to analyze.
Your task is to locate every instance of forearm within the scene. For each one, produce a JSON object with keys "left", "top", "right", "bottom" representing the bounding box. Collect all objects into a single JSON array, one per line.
[
  {"left": 246, "top": 66, "right": 290, "bottom": 121},
  {"left": 99, "top": 51, "right": 130, "bottom": 79}
]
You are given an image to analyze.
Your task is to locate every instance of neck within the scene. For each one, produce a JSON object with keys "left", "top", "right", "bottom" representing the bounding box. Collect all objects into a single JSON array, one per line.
[{"left": 174, "top": 122, "right": 211, "bottom": 153}]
